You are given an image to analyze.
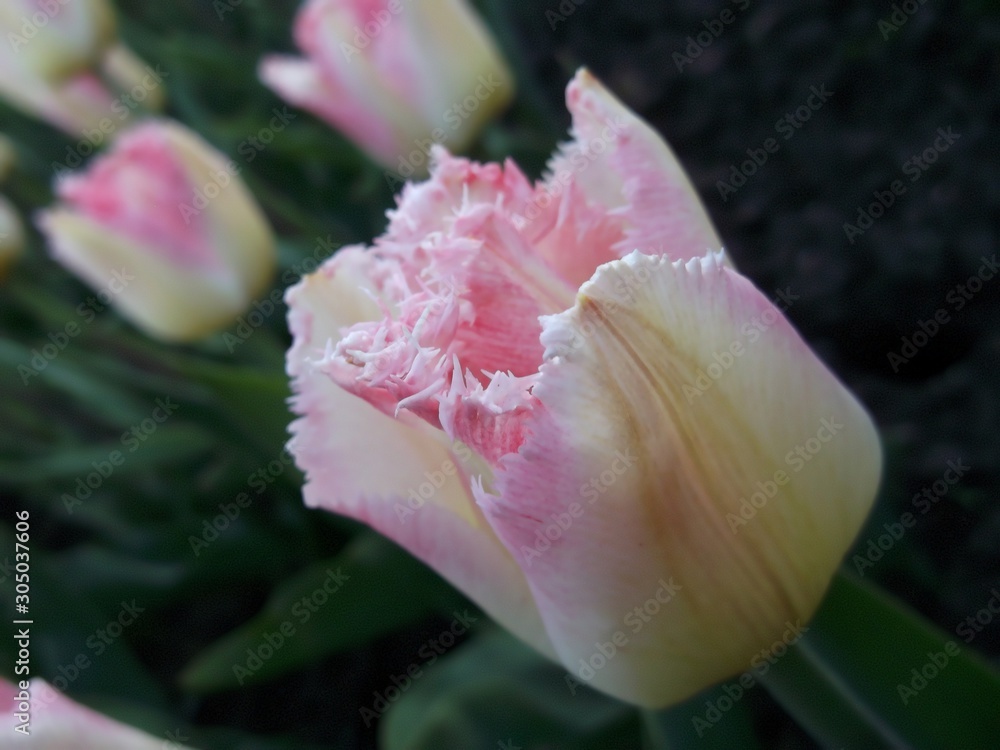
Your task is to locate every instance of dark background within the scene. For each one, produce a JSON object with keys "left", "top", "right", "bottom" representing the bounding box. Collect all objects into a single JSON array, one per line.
[{"left": 0, "top": 0, "right": 997, "bottom": 748}]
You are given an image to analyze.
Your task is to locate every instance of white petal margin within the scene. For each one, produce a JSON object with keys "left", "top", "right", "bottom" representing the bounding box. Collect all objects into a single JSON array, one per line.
[
  {"left": 1, "top": 678, "right": 196, "bottom": 748},
  {"left": 479, "top": 251, "right": 882, "bottom": 707},
  {"left": 285, "top": 249, "right": 555, "bottom": 658}
]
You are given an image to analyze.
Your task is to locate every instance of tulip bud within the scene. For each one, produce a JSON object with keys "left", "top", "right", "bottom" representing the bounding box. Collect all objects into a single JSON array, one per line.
[
  {"left": 1, "top": 677, "right": 199, "bottom": 748},
  {"left": 260, "top": 0, "right": 514, "bottom": 171},
  {"left": 0, "top": 0, "right": 116, "bottom": 81},
  {"left": 99, "top": 43, "right": 168, "bottom": 114},
  {"left": 285, "top": 68, "right": 882, "bottom": 708},
  {"left": 0, "top": 195, "right": 25, "bottom": 277},
  {"left": 0, "top": 2, "right": 162, "bottom": 137},
  {"left": 38, "top": 120, "right": 276, "bottom": 341}
]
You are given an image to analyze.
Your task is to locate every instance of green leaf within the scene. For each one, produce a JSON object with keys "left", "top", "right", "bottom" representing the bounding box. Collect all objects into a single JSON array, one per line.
[
  {"left": 381, "top": 628, "right": 640, "bottom": 750},
  {"left": 179, "top": 534, "right": 457, "bottom": 693},
  {"left": 0, "top": 424, "right": 215, "bottom": 483},
  {"left": 759, "top": 573, "right": 1000, "bottom": 749}
]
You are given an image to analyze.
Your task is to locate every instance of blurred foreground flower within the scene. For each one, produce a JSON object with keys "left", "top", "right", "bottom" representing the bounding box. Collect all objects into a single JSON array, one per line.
[
  {"left": 1, "top": 678, "right": 197, "bottom": 748},
  {"left": 0, "top": 195, "right": 25, "bottom": 277},
  {"left": 0, "top": 0, "right": 163, "bottom": 135},
  {"left": 260, "top": 0, "right": 514, "bottom": 172},
  {"left": 38, "top": 120, "right": 276, "bottom": 342}
]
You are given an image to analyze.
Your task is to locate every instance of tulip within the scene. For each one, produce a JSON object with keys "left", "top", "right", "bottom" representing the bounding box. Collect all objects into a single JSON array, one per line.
[
  {"left": 1, "top": 677, "right": 197, "bottom": 748},
  {"left": 0, "top": 70, "right": 117, "bottom": 138},
  {"left": 38, "top": 120, "right": 276, "bottom": 341},
  {"left": 0, "top": 2, "right": 162, "bottom": 136},
  {"left": 0, "top": 195, "right": 25, "bottom": 276},
  {"left": 260, "top": 0, "right": 514, "bottom": 172},
  {"left": 285, "top": 68, "right": 881, "bottom": 707},
  {"left": 0, "top": 0, "right": 116, "bottom": 81}
]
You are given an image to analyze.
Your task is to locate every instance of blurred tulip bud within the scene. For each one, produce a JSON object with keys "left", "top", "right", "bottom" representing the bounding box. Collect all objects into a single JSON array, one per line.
[
  {"left": 0, "top": 2, "right": 163, "bottom": 137},
  {"left": 99, "top": 43, "right": 168, "bottom": 114},
  {"left": 260, "top": 0, "right": 514, "bottom": 172},
  {"left": 0, "top": 195, "right": 25, "bottom": 276},
  {"left": 1, "top": 677, "right": 199, "bottom": 748},
  {"left": 38, "top": 120, "right": 276, "bottom": 341},
  {"left": 0, "top": 0, "right": 116, "bottom": 81}
]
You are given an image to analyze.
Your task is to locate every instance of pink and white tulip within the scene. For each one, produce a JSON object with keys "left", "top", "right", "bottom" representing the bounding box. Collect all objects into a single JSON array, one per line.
[
  {"left": 260, "top": 0, "right": 514, "bottom": 171},
  {"left": 285, "top": 69, "right": 882, "bottom": 707},
  {"left": 0, "top": 2, "right": 162, "bottom": 136},
  {"left": 0, "top": 0, "right": 116, "bottom": 81},
  {"left": 38, "top": 120, "right": 276, "bottom": 342},
  {"left": 2, "top": 678, "right": 197, "bottom": 748}
]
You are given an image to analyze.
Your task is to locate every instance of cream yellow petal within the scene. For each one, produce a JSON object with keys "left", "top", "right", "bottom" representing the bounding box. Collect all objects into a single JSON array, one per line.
[{"left": 480, "top": 251, "right": 881, "bottom": 707}]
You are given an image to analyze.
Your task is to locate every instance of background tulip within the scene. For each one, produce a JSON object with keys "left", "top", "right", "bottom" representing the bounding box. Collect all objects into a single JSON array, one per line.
[
  {"left": 285, "top": 69, "right": 882, "bottom": 707},
  {"left": 37, "top": 120, "right": 276, "bottom": 341},
  {"left": 1, "top": 678, "right": 197, "bottom": 748},
  {"left": 0, "top": 2, "right": 162, "bottom": 135},
  {"left": 260, "top": 0, "right": 514, "bottom": 171},
  {"left": 0, "top": 0, "right": 116, "bottom": 81}
]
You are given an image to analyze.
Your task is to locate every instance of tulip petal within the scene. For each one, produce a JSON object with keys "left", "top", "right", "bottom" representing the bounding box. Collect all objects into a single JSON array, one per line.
[
  {"left": 2, "top": 678, "right": 194, "bottom": 749},
  {"left": 0, "top": 70, "right": 118, "bottom": 136},
  {"left": 287, "top": 250, "right": 554, "bottom": 656},
  {"left": 260, "top": 0, "right": 513, "bottom": 170},
  {"left": 546, "top": 69, "right": 723, "bottom": 262},
  {"left": 478, "top": 251, "right": 881, "bottom": 707},
  {"left": 37, "top": 210, "right": 245, "bottom": 341},
  {"left": 258, "top": 56, "right": 402, "bottom": 166},
  {"left": 53, "top": 123, "right": 218, "bottom": 270}
]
